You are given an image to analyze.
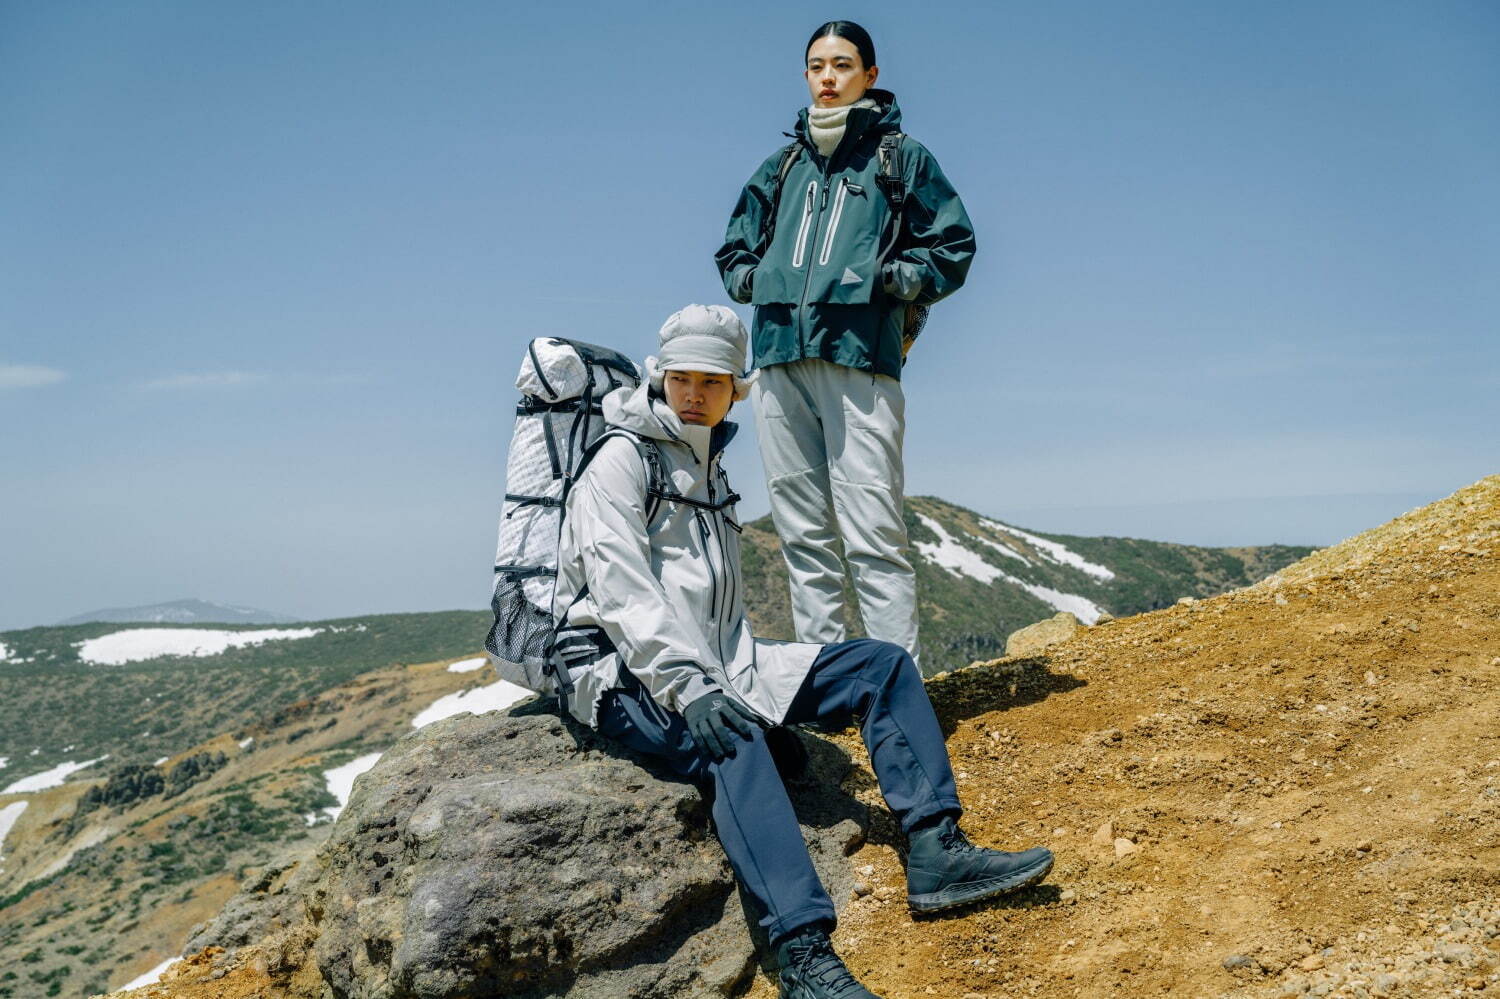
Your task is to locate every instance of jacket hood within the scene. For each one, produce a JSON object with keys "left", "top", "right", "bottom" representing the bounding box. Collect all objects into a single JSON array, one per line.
[
  {"left": 602, "top": 381, "right": 738, "bottom": 463},
  {"left": 794, "top": 88, "right": 902, "bottom": 151}
]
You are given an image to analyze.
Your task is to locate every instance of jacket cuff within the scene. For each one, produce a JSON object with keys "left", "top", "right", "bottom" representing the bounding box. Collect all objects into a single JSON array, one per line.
[
  {"left": 730, "top": 265, "right": 755, "bottom": 304},
  {"left": 675, "top": 672, "right": 722, "bottom": 714},
  {"left": 882, "top": 261, "right": 923, "bottom": 302}
]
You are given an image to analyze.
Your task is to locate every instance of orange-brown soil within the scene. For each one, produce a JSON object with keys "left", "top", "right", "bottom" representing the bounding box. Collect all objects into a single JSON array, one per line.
[{"left": 816, "top": 475, "right": 1500, "bottom": 998}]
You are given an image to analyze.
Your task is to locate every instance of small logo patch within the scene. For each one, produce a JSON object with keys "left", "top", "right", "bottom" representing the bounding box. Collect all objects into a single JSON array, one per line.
[{"left": 840, "top": 267, "right": 863, "bottom": 286}]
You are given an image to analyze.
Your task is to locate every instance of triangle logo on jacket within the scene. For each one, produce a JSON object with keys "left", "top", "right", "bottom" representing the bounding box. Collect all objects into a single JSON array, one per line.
[{"left": 840, "top": 267, "right": 863, "bottom": 286}]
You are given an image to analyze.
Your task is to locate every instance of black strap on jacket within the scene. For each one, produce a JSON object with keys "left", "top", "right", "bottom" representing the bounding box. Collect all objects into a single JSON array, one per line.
[
  {"left": 760, "top": 141, "right": 804, "bottom": 249},
  {"left": 872, "top": 131, "right": 908, "bottom": 263}
]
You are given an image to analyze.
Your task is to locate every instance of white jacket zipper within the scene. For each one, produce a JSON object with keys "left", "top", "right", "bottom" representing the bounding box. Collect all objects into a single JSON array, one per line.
[
  {"left": 818, "top": 177, "right": 850, "bottom": 266},
  {"left": 791, "top": 180, "right": 817, "bottom": 269}
]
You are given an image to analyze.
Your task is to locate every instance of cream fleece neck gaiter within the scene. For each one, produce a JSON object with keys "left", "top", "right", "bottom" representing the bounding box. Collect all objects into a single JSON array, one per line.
[{"left": 807, "top": 97, "right": 877, "bottom": 158}]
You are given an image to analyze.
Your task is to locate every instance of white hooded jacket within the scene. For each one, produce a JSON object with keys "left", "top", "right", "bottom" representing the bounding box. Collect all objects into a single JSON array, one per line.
[{"left": 554, "top": 380, "right": 820, "bottom": 728}]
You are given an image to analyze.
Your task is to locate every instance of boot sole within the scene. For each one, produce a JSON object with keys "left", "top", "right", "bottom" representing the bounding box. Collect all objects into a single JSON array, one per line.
[{"left": 907, "top": 852, "right": 1054, "bottom": 914}]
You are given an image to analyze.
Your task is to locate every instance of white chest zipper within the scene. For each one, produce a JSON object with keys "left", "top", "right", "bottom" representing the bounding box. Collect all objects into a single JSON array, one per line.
[
  {"left": 791, "top": 180, "right": 817, "bottom": 269},
  {"left": 818, "top": 177, "right": 850, "bottom": 266}
]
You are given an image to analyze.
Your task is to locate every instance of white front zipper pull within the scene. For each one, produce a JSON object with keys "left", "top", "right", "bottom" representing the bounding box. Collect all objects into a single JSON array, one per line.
[
  {"left": 791, "top": 180, "right": 817, "bottom": 269},
  {"left": 818, "top": 177, "right": 851, "bottom": 267}
]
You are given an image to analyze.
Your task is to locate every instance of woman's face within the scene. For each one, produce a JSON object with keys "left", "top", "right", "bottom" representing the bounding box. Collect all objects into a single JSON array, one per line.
[
  {"left": 805, "top": 35, "right": 878, "bottom": 109},
  {"left": 663, "top": 369, "right": 734, "bottom": 428}
]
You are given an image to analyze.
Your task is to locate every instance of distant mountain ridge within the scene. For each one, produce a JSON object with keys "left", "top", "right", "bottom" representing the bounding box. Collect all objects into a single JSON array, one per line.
[
  {"left": 740, "top": 495, "right": 1313, "bottom": 671},
  {"left": 57, "top": 599, "right": 296, "bottom": 626}
]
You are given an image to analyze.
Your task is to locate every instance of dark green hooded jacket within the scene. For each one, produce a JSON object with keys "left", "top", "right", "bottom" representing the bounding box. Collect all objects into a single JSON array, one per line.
[{"left": 715, "top": 90, "right": 975, "bottom": 380}]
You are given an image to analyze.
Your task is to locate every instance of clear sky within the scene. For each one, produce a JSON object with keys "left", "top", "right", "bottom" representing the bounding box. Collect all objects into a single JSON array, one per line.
[{"left": 2, "top": 1, "right": 1497, "bottom": 629}]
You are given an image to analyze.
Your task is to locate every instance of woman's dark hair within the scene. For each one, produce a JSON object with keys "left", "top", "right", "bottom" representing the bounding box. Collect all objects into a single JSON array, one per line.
[{"left": 806, "top": 20, "right": 876, "bottom": 70}]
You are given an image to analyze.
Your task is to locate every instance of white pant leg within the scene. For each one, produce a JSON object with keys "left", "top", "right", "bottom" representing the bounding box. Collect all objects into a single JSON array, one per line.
[
  {"left": 812, "top": 361, "right": 921, "bottom": 663},
  {"left": 752, "top": 361, "right": 849, "bottom": 644}
]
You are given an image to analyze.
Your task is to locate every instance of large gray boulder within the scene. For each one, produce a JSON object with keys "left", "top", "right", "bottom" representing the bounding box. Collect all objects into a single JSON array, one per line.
[{"left": 302, "top": 706, "right": 868, "bottom": 999}]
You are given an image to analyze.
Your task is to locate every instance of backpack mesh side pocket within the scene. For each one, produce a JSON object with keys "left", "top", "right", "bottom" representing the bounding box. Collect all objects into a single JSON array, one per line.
[{"left": 485, "top": 566, "right": 555, "bottom": 691}]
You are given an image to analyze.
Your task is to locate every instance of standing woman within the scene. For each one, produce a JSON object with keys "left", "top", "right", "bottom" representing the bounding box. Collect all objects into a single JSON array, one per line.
[{"left": 716, "top": 21, "right": 975, "bottom": 664}]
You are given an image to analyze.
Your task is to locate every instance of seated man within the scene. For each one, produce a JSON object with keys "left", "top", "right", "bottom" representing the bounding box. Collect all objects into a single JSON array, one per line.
[{"left": 553, "top": 304, "right": 1052, "bottom": 999}]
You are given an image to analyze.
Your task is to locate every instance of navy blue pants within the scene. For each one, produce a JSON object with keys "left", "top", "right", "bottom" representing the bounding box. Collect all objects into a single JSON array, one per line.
[{"left": 595, "top": 638, "right": 961, "bottom": 942}]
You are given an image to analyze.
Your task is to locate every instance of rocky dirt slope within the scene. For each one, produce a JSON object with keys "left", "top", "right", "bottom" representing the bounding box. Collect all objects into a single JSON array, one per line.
[
  {"left": 97, "top": 475, "right": 1497, "bottom": 998},
  {"left": 813, "top": 474, "right": 1499, "bottom": 998}
]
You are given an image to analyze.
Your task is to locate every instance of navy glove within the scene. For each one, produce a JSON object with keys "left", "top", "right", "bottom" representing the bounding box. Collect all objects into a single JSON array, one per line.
[{"left": 683, "top": 691, "right": 762, "bottom": 761}]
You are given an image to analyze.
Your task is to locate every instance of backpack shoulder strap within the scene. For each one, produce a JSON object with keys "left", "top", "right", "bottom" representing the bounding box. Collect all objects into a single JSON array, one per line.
[
  {"left": 874, "top": 132, "right": 910, "bottom": 268},
  {"left": 628, "top": 436, "right": 670, "bottom": 526},
  {"left": 874, "top": 131, "right": 907, "bottom": 212},
  {"left": 573, "top": 430, "right": 671, "bottom": 527},
  {"left": 759, "top": 141, "right": 804, "bottom": 248}
]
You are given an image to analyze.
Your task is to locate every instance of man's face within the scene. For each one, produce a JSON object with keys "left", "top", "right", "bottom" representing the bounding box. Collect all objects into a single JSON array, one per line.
[
  {"left": 663, "top": 369, "right": 734, "bottom": 428},
  {"left": 805, "top": 35, "right": 877, "bottom": 109}
]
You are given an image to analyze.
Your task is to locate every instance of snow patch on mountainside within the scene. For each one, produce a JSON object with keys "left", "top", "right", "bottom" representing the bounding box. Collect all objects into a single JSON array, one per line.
[
  {"left": 447, "top": 657, "right": 488, "bottom": 673},
  {"left": 2, "top": 755, "right": 109, "bottom": 794},
  {"left": 913, "top": 515, "right": 1007, "bottom": 584},
  {"left": 77, "top": 627, "right": 322, "bottom": 665},
  {"left": 0, "top": 801, "right": 28, "bottom": 857},
  {"left": 412, "top": 680, "right": 532, "bottom": 729},
  {"left": 1014, "top": 582, "right": 1104, "bottom": 625},
  {"left": 322, "top": 752, "right": 384, "bottom": 821},
  {"left": 119, "top": 957, "right": 180, "bottom": 990},
  {"left": 917, "top": 515, "right": 1105, "bottom": 623},
  {"left": 981, "top": 518, "right": 1115, "bottom": 580},
  {"left": 0, "top": 641, "right": 9, "bottom": 662}
]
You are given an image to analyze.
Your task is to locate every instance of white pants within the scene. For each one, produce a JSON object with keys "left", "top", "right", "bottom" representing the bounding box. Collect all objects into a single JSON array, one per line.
[{"left": 752, "top": 358, "right": 919, "bottom": 662}]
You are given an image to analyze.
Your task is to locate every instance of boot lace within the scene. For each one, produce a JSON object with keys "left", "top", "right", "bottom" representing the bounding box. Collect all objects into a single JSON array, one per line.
[
  {"left": 938, "top": 821, "right": 979, "bottom": 853},
  {"left": 784, "top": 933, "right": 867, "bottom": 997}
]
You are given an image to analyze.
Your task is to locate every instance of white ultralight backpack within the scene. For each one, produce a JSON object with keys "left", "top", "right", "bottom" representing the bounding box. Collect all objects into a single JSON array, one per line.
[{"left": 484, "top": 337, "right": 641, "bottom": 694}]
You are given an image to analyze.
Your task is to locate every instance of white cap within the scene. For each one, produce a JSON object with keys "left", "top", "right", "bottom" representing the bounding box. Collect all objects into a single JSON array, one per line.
[{"left": 648, "top": 304, "right": 756, "bottom": 400}]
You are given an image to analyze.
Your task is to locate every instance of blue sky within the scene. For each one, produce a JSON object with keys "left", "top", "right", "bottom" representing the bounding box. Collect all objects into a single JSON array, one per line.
[{"left": 2, "top": 1, "right": 1497, "bottom": 629}]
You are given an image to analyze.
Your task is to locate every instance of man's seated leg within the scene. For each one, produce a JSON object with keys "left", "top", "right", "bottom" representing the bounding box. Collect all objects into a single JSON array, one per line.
[
  {"left": 599, "top": 684, "right": 885, "bottom": 996},
  {"left": 783, "top": 638, "right": 1054, "bottom": 913},
  {"left": 596, "top": 684, "right": 835, "bottom": 943}
]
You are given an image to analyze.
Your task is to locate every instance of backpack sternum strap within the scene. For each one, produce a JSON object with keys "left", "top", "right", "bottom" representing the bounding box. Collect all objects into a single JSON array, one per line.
[{"left": 653, "top": 489, "right": 741, "bottom": 515}]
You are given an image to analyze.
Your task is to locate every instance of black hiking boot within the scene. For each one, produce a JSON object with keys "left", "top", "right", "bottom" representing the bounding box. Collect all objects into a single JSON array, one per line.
[
  {"left": 906, "top": 814, "right": 1053, "bottom": 913},
  {"left": 774, "top": 926, "right": 883, "bottom": 998}
]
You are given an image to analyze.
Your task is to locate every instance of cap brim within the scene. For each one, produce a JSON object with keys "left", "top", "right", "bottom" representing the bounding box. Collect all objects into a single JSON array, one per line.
[{"left": 661, "top": 361, "right": 737, "bottom": 376}]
